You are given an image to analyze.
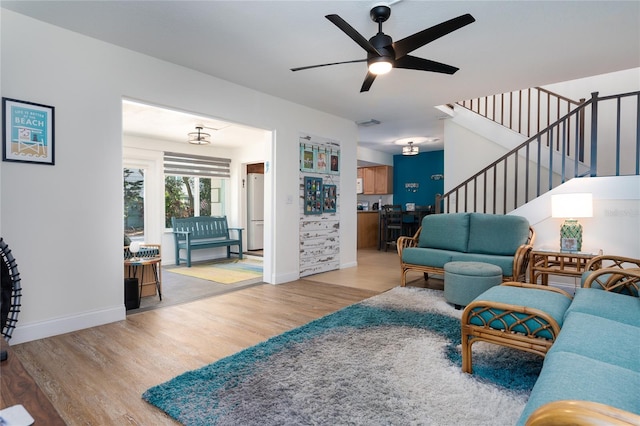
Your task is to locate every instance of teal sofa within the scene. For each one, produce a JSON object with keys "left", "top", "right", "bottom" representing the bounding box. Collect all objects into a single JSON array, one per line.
[
  {"left": 518, "top": 261, "right": 640, "bottom": 426},
  {"left": 462, "top": 256, "right": 640, "bottom": 425},
  {"left": 518, "top": 268, "right": 640, "bottom": 426},
  {"left": 397, "top": 213, "right": 535, "bottom": 286}
]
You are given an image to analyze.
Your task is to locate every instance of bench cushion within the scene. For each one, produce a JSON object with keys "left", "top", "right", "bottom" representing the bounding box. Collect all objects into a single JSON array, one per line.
[
  {"left": 417, "top": 213, "right": 469, "bottom": 252},
  {"left": 516, "top": 351, "right": 640, "bottom": 426},
  {"left": 565, "top": 287, "right": 640, "bottom": 327},
  {"left": 467, "top": 213, "right": 530, "bottom": 256},
  {"left": 469, "top": 285, "right": 572, "bottom": 340},
  {"left": 548, "top": 311, "right": 640, "bottom": 372}
]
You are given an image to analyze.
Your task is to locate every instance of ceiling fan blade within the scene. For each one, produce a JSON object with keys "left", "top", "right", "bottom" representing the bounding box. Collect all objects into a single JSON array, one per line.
[
  {"left": 360, "top": 72, "right": 377, "bottom": 92},
  {"left": 326, "top": 14, "right": 382, "bottom": 56},
  {"left": 395, "top": 55, "right": 459, "bottom": 74},
  {"left": 393, "top": 13, "right": 475, "bottom": 58},
  {"left": 291, "top": 58, "right": 366, "bottom": 72}
]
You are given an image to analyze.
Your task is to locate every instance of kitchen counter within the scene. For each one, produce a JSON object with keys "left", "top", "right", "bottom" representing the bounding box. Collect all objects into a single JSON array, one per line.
[{"left": 357, "top": 211, "right": 380, "bottom": 249}]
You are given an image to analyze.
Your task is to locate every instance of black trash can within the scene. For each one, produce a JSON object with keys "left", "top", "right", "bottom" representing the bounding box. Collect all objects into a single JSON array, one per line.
[{"left": 124, "top": 277, "right": 139, "bottom": 310}]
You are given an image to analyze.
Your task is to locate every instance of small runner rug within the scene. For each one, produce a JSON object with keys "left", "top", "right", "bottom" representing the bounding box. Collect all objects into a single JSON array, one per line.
[
  {"left": 143, "top": 287, "right": 542, "bottom": 425},
  {"left": 167, "top": 258, "right": 262, "bottom": 284}
]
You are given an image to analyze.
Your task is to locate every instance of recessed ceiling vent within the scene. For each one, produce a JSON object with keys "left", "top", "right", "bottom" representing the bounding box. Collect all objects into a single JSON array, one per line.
[{"left": 356, "top": 119, "right": 381, "bottom": 127}]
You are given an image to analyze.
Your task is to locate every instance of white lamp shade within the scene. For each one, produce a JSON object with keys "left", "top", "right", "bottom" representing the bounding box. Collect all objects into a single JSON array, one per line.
[
  {"left": 129, "top": 241, "right": 141, "bottom": 253},
  {"left": 551, "top": 193, "right": 593, "bottom": 218}
]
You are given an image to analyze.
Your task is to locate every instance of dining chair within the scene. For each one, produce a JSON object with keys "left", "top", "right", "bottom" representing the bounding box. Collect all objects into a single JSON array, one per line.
[{"left": 382, "top": 205, "right": 403, "bottom": 252}]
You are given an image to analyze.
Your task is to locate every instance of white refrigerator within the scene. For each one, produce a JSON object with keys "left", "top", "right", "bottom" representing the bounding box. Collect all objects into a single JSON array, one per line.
[{"left": 247, "top": 173, "right": 264, "bottom": 250}]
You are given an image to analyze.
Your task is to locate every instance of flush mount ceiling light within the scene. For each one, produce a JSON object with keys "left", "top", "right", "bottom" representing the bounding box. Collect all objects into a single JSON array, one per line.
[
  {"left": 187, "top": 125, "right": 211, "bottom": 145},
  {"left": 402, "top": 141, "right": 419, "bottom": 156}
]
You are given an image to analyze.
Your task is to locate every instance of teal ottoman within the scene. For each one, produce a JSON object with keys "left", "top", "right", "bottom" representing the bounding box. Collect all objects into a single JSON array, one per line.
[{"left": 444, "top": 261, "right": 502, "bottom": 308}]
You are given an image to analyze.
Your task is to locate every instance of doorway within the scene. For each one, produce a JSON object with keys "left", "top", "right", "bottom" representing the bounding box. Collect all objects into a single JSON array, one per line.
[{"left": 122, "top": 99, "right": 271, "bottom": 311}]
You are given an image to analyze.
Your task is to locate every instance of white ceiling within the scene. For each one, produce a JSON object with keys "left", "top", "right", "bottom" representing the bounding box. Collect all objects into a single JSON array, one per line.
[
  {"left": 3, "top": 1, "right": 639, "bottom": 154},
  {"left": 122, "top": 100, "right": 269, "bottom": 148}
]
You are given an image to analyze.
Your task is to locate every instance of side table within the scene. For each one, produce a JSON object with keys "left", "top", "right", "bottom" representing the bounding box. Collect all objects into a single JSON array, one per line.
[
  {"left": 529, "top": 250, "right": 601, "bottom": 285},
  {"left": 124, "top": 257, "right": 162, "bottom": 306}
]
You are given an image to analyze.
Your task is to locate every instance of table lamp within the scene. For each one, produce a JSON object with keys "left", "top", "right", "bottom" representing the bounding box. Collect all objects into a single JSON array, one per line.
[
  {"left": 129, "top": 241, "right": 141, "bottom": 261},
  {"left": 551, "top": 193, "right": 593, "bottom": 252}
]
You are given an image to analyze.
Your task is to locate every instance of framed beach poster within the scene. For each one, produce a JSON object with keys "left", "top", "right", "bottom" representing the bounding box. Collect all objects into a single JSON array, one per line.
[
  {"left": 300, "top": 144, "right": 315, "bottom": 172},
  {"left": 2, "top": 97, "right": 55, "bottom": 165}
]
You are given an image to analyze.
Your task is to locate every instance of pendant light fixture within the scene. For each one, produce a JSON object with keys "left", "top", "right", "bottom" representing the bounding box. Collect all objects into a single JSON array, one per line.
[
  {"left": 187, "top": 125, "right": 211, "bottom": 145},
  {"left": 402, "top": 141, "right": 419, "bottom": 156}
]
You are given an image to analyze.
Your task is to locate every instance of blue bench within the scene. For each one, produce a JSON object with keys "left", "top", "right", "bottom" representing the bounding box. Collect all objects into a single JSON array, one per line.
[{"left": 171, "top": 216, "right": 243, "bottom": 267}]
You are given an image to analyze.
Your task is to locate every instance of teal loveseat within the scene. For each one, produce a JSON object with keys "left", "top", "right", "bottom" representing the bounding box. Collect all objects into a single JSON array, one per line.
[{"left": 397, "top": 213, "right": 535, "bottom": 286}]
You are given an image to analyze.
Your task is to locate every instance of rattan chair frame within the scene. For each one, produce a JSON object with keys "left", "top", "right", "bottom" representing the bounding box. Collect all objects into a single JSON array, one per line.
[
  {"left": 397, "top": 226, "right": 535, "bottom": 286},
  {"left": 461, "top": 282, "right": 572, "bottom": 374},
  {"left": 0, "top": 238, "right": 21, "bottom": 341},
  {"left": 526, "top": 400, "right": 640, "bottom": 426}
]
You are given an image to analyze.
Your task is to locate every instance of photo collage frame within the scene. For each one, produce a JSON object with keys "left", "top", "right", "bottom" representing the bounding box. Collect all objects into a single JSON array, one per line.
[{"left": 304, "top": 177, "right": 338, "bottom": 215}]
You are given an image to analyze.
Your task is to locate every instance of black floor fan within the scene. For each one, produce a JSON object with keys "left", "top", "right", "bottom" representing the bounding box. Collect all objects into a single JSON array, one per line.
[{"left": 1, "top": 237, "right": 22, "bottom": 361}]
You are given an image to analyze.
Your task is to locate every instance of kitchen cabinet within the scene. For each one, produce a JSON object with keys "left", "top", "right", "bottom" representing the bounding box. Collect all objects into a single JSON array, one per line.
[
  {"left": 359, "top": 166, "right": 393, "bottom": 194},
  {"left": 357, "top": 211, "right": 379, "bottom": 249}
]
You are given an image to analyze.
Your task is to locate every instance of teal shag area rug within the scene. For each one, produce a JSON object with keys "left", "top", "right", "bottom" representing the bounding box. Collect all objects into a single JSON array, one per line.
[{"left": 143, "top": 287, "right": 543, "bottom": 425}]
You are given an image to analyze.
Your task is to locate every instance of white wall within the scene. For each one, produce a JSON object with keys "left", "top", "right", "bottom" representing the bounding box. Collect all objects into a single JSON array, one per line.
[
  {"left": 357, "top": 146, "right": 394, "bottom": 166},
  {"left": 443, "top": 69, "right": 640, "bottom": 283},
  {"left": 512, "top": 176, "right": 640, "bottom": 289},
  {"left": 514, "top": 176, "right": 640, "bottom": 257},
  {"left": 0, "top": 10, "right": 358, "bottom": 343}
]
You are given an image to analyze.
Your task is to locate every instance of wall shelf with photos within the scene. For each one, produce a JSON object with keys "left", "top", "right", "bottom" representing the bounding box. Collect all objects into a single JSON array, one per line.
[{"left": 300, "top": 142, "right": 340, "bottom": 175}]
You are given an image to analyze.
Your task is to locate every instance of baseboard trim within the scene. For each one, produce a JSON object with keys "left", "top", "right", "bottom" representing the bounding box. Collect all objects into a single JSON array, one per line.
[
  {"left": 271, "top": 271, "right": 299, "bottom": 285},
  {"left": 10, "top": 305, "right": 126, "bottom": 344}
]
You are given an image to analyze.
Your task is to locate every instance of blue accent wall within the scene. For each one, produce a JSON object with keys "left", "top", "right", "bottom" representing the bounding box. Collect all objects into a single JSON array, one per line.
[{"left": 393, "top": 150, "right": 444, "bottom": 209}]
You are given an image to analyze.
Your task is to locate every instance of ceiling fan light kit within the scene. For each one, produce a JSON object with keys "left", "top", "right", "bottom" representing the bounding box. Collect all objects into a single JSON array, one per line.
[
  {"left": 368, "top": 56, "right": 393, "bottom": 75},
  {"left": 291, "top": 4, "right": 475, "bottom": 92}
]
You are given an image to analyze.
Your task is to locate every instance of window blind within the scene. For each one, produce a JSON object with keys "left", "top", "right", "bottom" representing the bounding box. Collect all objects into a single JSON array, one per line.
[{"left": 164, "top": 152, "right": 231, "bottom": 178}]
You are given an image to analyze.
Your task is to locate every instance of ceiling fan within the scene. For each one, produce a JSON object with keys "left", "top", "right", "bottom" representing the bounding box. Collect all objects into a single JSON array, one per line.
[{"left": 291, "top": 4, "right": 475, "bottom": 92}]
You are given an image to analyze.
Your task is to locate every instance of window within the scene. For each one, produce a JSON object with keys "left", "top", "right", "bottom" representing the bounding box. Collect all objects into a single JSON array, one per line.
[
  {"left": 124, "top": 168, "right": 145, "bottom": 240},
  {"left": 163, "top": 151, "right": 230, "bottom": 228},
  {"left": 164, "top": 176, "right": 226, "bottom": 228}
]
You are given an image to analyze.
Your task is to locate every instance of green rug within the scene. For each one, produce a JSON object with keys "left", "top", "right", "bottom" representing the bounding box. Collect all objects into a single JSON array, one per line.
[
  {"left": 143, "top": 287, "right": 542, "bottom": 425},
  {"left": 167, "top": 258, "right": 262, "bottom": 284}
]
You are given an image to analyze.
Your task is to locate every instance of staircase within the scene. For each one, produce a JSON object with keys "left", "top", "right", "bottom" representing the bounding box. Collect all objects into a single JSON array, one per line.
[{"left": 437, "top": 88, "right": 640, "bottom": 214}]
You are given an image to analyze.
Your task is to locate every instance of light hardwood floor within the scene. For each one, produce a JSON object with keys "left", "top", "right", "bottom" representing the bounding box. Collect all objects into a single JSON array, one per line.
[{"left": 12, "top": 249, "right": 442, "bottom": 425}]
